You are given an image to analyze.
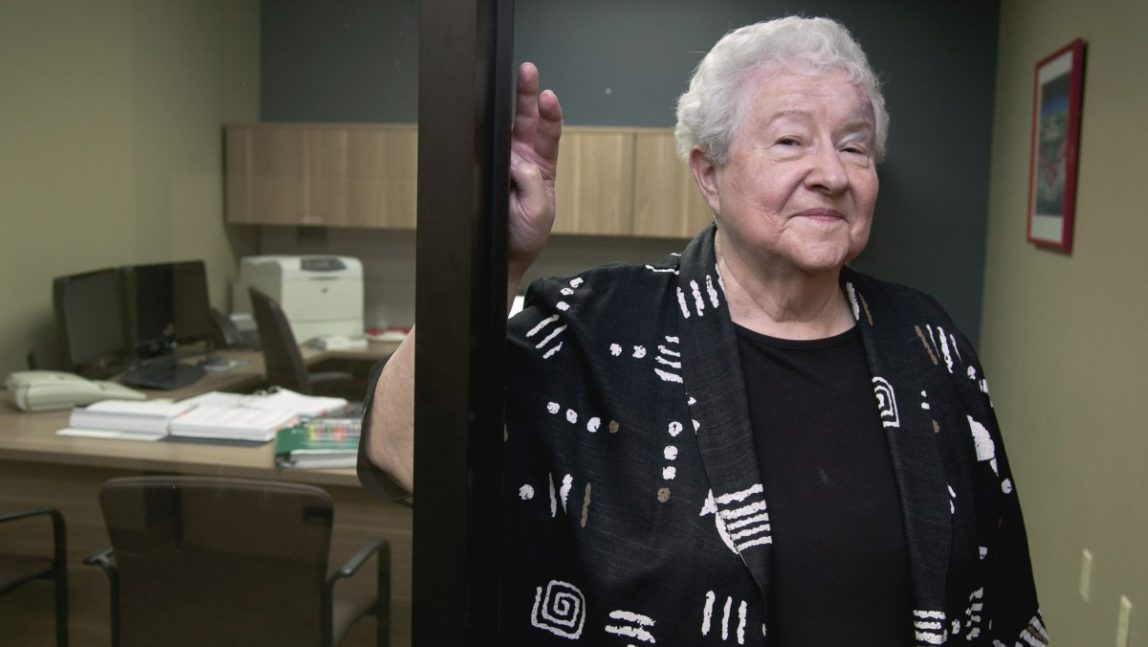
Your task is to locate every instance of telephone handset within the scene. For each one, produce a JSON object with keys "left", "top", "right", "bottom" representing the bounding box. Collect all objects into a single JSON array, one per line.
[{"left": 5, "top": 371, "right": 147, "bottom": 412}]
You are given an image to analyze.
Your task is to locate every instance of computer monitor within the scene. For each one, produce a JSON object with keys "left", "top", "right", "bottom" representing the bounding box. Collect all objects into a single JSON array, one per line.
[
  {"left": 121, "top": 260, "right": 215, "bottom": 360},
  {"left": 53, "top": 268, "right": 132, "bottom": 379}
]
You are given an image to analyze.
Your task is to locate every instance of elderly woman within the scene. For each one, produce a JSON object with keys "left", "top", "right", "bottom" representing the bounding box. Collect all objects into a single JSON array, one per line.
[{"left": 361, "top": 16, "right": 1045, "bottom": 645}]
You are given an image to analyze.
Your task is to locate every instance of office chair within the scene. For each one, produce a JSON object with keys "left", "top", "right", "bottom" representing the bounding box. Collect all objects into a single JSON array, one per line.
[
  {"left": 84, "top": 476, "right": 390, "bottom": 647},
  {"left": 0, "top": 507, "right": 69, "bottom": 647},
  {"left": 210, "top": 307, "right": 245, "bottom": 349},
  {"left": 248, "top": 287, "right": 355, "bottom": 397}
]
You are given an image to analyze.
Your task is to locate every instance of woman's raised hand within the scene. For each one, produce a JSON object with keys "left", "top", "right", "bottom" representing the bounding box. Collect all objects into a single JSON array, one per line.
[{"left": 508, "top": 62, "right": 563, "bottom": 283}]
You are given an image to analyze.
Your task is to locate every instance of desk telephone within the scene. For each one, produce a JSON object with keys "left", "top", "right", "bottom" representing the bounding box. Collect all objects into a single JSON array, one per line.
[{"left": 5, "top": 371, "right": 147, "bottom": 412}]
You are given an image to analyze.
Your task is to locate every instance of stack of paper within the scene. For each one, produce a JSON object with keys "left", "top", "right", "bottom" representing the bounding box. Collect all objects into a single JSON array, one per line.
[
  {"left": 65, "top": 400, "right": 194, "bottom": 440},
  {"left": 168, "top": 389, "right": 349, "bottom": 443}
]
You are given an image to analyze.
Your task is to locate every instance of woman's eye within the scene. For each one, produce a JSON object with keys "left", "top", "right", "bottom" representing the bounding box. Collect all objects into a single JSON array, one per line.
[{"left": 776, "top": 137, "right": 800, "bottom": 146}]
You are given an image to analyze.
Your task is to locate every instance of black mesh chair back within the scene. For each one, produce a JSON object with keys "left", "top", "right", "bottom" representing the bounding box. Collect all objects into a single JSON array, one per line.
[
  {"left": 249, "top": 287, "right": 313, "bottom": 394},
  {"left": 94, "top": 476, "right": 384, "bottom": 647}
]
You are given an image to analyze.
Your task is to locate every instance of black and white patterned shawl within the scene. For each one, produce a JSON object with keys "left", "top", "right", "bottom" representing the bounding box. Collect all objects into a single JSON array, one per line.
[{"left": 359, "top": 224, "right": 1046, "bottom": 645}]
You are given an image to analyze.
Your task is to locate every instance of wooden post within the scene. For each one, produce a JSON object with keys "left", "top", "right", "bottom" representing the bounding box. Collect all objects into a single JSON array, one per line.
[{"left": 414, "top": 0, "right": 514, "bottom": 642}]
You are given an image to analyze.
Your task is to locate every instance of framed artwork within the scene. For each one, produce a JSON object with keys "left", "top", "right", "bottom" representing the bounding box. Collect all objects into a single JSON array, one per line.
[{"left": 1026, "top": 38, "right": 1085, "bottom": 253}]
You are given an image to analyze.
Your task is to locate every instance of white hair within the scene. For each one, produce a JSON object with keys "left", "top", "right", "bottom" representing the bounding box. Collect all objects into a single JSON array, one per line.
[{"left": 674, "top": 16, "right": 889, "bottom": 164}]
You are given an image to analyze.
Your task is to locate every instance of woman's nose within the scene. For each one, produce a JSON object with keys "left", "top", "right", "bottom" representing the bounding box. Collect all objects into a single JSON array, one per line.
[{"left": 805, "top": 145, "right": 849, "bottom": 194}]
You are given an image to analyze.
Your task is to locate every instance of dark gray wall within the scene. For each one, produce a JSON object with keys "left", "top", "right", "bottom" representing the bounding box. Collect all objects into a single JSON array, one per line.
[
  {"left": 260, "top": 0, "right": 999, "bottom": 343},
  {"left": 261, "top": 0, "right": 418, "bottom": 121}
]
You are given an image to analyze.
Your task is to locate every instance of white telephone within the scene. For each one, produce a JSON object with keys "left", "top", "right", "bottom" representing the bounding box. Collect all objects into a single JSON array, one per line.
[{"left": 5, "top": 371, "right": 147, "bottom": 412}]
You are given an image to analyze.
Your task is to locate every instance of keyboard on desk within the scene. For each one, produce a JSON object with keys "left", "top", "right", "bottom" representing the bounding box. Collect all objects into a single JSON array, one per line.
[{"left": 119, "top": 361, "right": 206, "bottom": 390}]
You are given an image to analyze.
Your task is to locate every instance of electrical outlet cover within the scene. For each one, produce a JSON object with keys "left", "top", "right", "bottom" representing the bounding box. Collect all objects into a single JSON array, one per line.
[
  {"left": 1080, "top": 549, "right": 1093, "bottom": 602},
  {"left": 1116, "top": 596, "right": 1132, "bottom": 647}
]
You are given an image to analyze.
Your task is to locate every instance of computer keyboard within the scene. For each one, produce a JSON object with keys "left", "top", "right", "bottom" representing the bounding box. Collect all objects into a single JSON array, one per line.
[{"left": 119, "top": 361, "right": 206, "bottom": 390}]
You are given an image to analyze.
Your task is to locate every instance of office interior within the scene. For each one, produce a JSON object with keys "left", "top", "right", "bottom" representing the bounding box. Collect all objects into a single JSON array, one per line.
[{"left": 1, "top": 0, "right": 1145, "bottom": 644}]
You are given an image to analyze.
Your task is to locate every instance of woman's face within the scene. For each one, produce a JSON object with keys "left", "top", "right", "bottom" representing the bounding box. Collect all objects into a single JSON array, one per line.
[{"left": 701, "top": 66, "right": 879, "bottom": 278}]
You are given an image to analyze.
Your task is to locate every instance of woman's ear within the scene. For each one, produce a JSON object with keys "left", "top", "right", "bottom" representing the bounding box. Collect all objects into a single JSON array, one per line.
[{"left": 688, "top": 148, "right": 721, "bottom": 216}]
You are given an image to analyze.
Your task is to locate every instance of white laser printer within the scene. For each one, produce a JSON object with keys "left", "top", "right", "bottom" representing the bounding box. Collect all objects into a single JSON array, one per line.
[{"left": 234, "top": 255, "right": 364, "bottom": 342}]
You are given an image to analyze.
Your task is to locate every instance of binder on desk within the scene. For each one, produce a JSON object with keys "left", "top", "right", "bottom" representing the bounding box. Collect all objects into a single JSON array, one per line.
[{"left": 274, "top": 418, "right": 361, "bottom": 469}]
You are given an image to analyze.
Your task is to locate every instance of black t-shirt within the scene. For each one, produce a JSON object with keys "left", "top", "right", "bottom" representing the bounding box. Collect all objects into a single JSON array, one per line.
[{"left": 736, "top": 324, "right": 913, "bottom": 646}]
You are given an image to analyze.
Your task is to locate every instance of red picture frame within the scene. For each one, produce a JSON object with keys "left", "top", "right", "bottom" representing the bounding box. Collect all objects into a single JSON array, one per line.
[{"left": 1026, "top": 39, "right": 1085, "bottom": 253}]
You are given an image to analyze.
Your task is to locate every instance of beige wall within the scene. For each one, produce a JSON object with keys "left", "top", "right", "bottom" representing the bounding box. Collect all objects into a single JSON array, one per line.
[
  {"left": 0, "top": 0, "right": 259, "bottom": 375},
  {"left": 982, "top": 0, "right": 1148, "bottom": 642}
]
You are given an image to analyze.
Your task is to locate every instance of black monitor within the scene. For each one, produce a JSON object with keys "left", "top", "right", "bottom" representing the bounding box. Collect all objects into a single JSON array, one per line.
[
  {"left": 121, "top": 260, "right": 215, "bottom": 360},
  {"left": 53, "top": 268, "right": 132, "bottom": 379}
]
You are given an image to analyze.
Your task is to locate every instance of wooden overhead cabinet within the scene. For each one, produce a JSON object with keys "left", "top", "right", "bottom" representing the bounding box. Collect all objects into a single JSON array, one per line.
[
  {"left": 551, "top": 128, "right": 635, "bottom": 236},
  {"left": 550, "top": 128, "right": 711, "bottom": 238},
  {"left": 226, "top": 123, "right": 417, "bottom": 228},
  {"left": 226, "top": 125, "right": 306, "bottom": 225},
  {"left": 225, "top": 123, "right": 709, "bottom": 238},
  {"left": 632, "top": 130, "right": 713, "bottom": 238},
  {"left": 344, "top": 127, "right": 418, "bottom": 229}
]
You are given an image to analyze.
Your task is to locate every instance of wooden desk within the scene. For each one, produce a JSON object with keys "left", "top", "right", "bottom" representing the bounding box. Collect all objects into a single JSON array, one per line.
[
  {"left": 131, "top": 341, "right": 397, "bottom": 398},
  {"left": 0, "top": 340, "right": 411, "bottom": 646}
]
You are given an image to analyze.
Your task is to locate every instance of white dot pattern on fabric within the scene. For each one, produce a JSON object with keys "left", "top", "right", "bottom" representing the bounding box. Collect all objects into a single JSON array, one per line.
[{"left": 661, "top": 419, "right": 683, "bottom": 489}]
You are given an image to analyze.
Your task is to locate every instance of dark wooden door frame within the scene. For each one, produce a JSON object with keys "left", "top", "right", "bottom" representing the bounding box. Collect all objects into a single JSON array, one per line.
[{"left": 414, "top": 0, "right": 514, "bottom": 642}]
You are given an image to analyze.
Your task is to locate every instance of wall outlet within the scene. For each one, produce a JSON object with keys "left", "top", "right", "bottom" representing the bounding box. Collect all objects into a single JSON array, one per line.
[
  {"left": 1080, "top": 549, "right": 1093, "bottom": 602},
  {"left": 1116, "top": 596, "right": 1133, "bottom": 647}
]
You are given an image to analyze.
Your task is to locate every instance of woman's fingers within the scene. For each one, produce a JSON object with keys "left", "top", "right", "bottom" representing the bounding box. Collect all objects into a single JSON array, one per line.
[
  {"left": 512, "top": 63, "right": 542, "bottom": 149},
  {"left": 512, "top": 63, "right": 563, "bottom": 174},
  {"left": 533, "top": 89, "right": 563, "bottom": 174}
]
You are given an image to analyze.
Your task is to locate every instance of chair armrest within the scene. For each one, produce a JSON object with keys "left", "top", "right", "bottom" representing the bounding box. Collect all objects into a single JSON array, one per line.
[
  {"left": 84, "top": 548, "right": 121, "bottom": 646},
  {"left": 0, "top": 507, "right": 64, "bottom": 526},
  {"left": 324, "top": 538, "right": 391, "bottom": 647},
  {"left": 1, "top": 508, "right": 66, "bottom": 566},
  {"left": 83, "top": 548, "right": 118, "bottom": 580},
  {"left": 326, "top": 538, "right": 389, "bottom": 588}
]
